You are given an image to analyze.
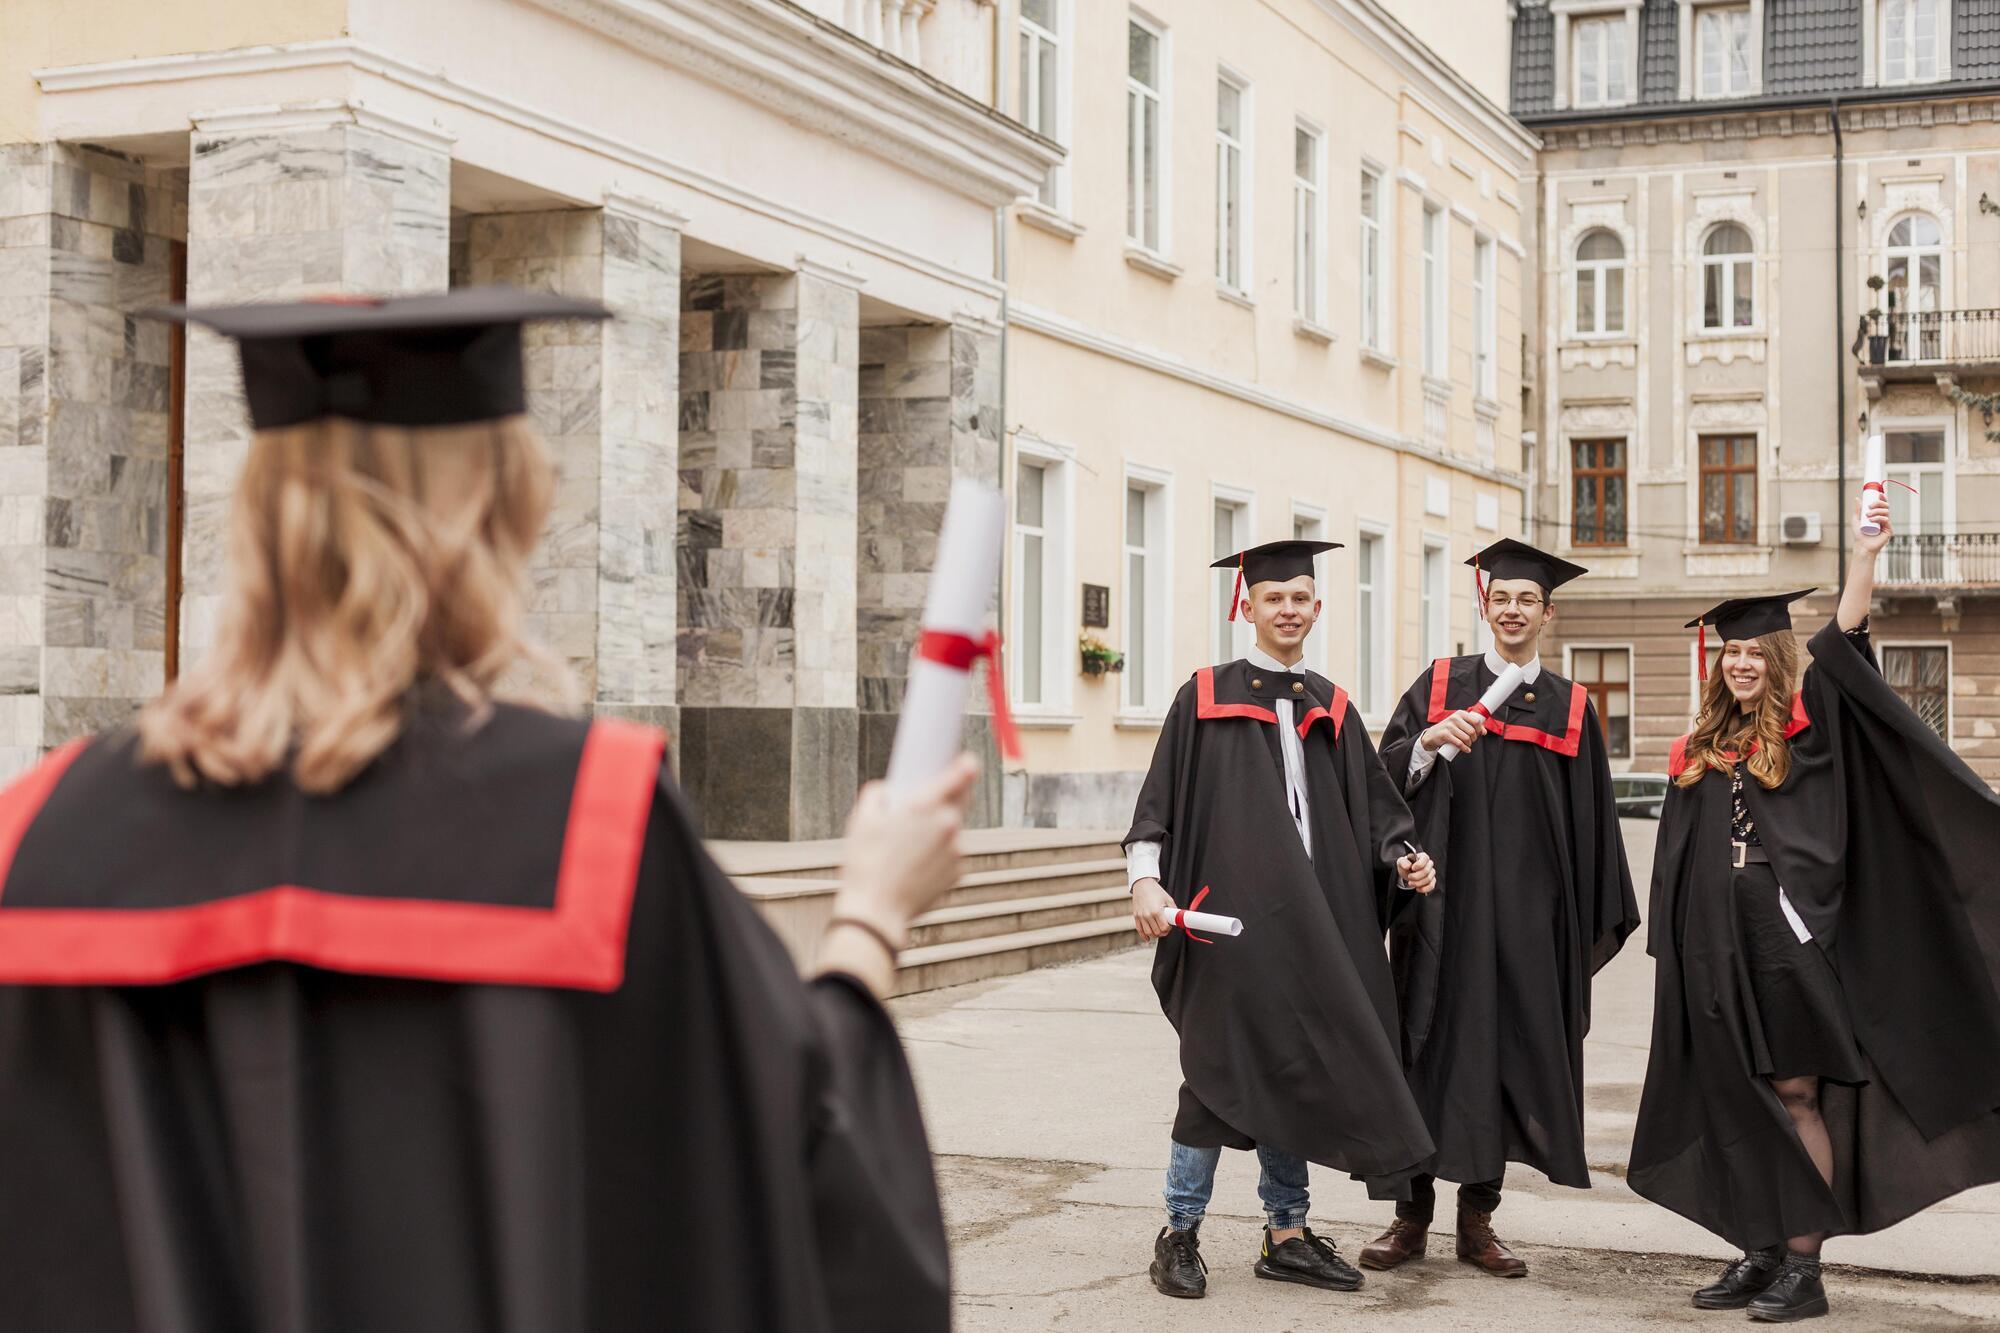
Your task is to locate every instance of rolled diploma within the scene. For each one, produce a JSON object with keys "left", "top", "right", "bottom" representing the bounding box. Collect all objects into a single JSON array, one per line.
[
  {"left": 1439, "top": 661, "right": 1527, "bottom": 762},
  {"left": 1158, "top": 907, "right": 1245, "bottom": 937},
  {"left": 1860, "top": 433, "right": 1886, "bottom": 536},
  {"left": 883, "top": 480, "right": 1007, "bottom": 800}
]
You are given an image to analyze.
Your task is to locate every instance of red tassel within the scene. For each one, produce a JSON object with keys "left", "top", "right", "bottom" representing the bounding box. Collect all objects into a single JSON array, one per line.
[
  {"left": 1472, "top": 556, "right": 1486, "bottom": 606},
  {"left": 1227, "top": 555, "right": 1244, "bottom": 622},
  {"left": 1698, "top": 622, "right": 1708, "bottom": 681}
]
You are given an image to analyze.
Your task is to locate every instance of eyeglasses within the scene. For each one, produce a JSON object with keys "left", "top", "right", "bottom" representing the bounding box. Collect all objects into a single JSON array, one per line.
[{"left": 1484, "top": 594, "right": 1545, "bottom": 611}]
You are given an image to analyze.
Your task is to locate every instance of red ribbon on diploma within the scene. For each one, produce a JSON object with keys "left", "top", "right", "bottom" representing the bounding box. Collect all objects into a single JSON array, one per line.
[
  {"left": 916, "top": 628, "right": 1023, "bottom": 760},
  {"left": 1170, "top": 885, "right": 1216, "bottom": 944}
]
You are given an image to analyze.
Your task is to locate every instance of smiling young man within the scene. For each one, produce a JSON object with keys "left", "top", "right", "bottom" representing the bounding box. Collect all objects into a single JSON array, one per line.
[
  {"left": 1125, "top": 540, "right": 1438, "bottom": 1303},
  {"left": 1364, "top": 538, "right": 1639, "bottom": 1280}
]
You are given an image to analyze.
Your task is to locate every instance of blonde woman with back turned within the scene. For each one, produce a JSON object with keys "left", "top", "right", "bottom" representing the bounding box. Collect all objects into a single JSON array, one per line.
[
  {"left": 1629, "top": 488, "right": 2000, "bottom": 1323},
  {"left": 0, "top": 288, "right": 968, "bottom": 1333}
]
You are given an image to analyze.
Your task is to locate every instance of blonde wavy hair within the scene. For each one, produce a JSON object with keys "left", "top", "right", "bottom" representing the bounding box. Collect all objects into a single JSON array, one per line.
[
  {"left": 1674, "top": 629, "right": 1802, "bottom": 790},
  {"left": 139, "top": 414, "right": 566, "bottom": 793}
]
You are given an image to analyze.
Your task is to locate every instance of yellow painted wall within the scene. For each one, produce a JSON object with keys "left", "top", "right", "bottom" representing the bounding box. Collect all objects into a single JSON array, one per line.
[{"left": 0, "top": 0, "right": 348, "bottom": 142}]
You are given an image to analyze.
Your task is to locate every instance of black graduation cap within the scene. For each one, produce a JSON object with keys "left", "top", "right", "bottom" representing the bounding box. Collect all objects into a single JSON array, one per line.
[
  {"left": 1685, "top": 589, "right": 1815, "bottom": 678},
  {"left": 147, "top": 286, "right": 612, "bottom": 430},
  {"left": 1210, "top": 540, "right": 1341, "bottom": 621},
  {"left": 1467, "top": 538, "right": 1587, "bottom": 598}
]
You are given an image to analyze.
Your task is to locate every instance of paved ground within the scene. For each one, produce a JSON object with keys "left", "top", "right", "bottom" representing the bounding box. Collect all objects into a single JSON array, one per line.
[{"left": 891, "top": 819, "right": 2000, "bottom": 1329}]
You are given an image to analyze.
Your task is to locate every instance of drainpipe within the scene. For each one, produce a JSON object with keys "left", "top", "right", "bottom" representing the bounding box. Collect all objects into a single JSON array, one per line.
[{"left": 1833, "top": 96, "right": 1849, "bottom": 581}]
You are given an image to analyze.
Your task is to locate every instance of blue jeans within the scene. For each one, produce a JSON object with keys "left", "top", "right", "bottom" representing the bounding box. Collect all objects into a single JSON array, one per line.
[{"left": 1163, "top": 1140, "right": 1311, "bottom": 1232}]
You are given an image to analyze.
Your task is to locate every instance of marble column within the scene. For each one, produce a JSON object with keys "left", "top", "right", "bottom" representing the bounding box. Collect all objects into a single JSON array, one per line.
[
  {"left": 677, "top": 268, "right": 860, "bottom": 840},
  {"left": 0, "top": 143, "right": 183, "bottom": 778},
  {"left": 180, "top": 118, "right": 450, "bottom": 660},
  {"left": 856, "top": 320, "right": 1003, "bottom": 825},
  {"left": 462, "top": 202, "right": 681, "bottom": 733}
]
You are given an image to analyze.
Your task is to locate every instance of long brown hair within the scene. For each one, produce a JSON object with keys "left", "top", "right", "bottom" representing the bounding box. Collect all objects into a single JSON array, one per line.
[
  {"left": 139, "top": 414, "right": 564, "bottom": 793},
  {"left": 1675, "top": 629, "right": 1802, "bottom": 790}
]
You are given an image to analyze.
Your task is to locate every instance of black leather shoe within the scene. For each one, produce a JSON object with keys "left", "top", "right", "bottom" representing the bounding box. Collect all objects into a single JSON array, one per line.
[
  {"left": 1747, "top": 1254, "right": 1829, "bottom": 1322},
  {"left": 1691, "top": 1246, "right": 1784, "bottom": 1309},
  {"left": 1253, "top": 1227, "right": 1364, "bottom": 1292},
  {"left": 1150, "top": 1225, "right": 1207, "bottom": 1299}
]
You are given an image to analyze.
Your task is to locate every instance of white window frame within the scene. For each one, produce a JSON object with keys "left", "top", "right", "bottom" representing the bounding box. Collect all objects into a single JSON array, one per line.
[
  {"left": 1292, "top": 119, "right": 1325, "bottom": 326},
  {"left": 1573, "top": 228, "right": 1627, "bottom": 337},
  {"left": 1563, "top": 643, "right": 1636, "bottom": 760},
  {"left": 1684, "top": 1, "right": 1763, "bottom": 101},
  {"left": 1210, "top": 484, "right": 1255, "bottom": 664},
  {"left": 1125, "top": 11, "right": 1171, "bottom": 256},
  {"left": 1214, "top": 68, "right": 1251, "bottom": 296},
  {"left": 1552, "top": 3, "right": 1641, "bottom": 112},
  {"left": 1473, "top": 234, "right": 1497, "bottom": 399},
  {"left": 1872, "top": 417, "right": 1956, "bottom": 583},
  {"left": 1422, "top": 203, "right": 1448, "bottom": 377},
  {"left": 1421, "top": 535, "right": 1451, "bottom": 664},
  {"left": 1571, "top": 12, "right": 1633, "bottom": 108},
  {"left": 1359, "top": 162, "right": 1388, "bottom": 352},
  {"left": 1291, "top": 502, "right": 1330, "bottom": 677},
  {"left": 1700, "top": 222, "right": 1756, "bottom": 332},
  {"left": 1878, "top": 640, "right": 1953, "bottom": 742},
  {"left": 1882, "top": 210, "right": 1946, "bottom": 348},
  {"left": 1873, "top": 0, "right": 1949, "bottom": 87},
  {"left": 1010, "top": 437, "right": 1076, "bottom": 720},
  {"left": 1017, "top": 0, "right": 1072, "bottom": 214},
  {"left": 1121, "top": 463, "right": 1174, "bottom": 719},
  {"left": 1354, "top": 520, "right": 1392, "bottom": 718}
]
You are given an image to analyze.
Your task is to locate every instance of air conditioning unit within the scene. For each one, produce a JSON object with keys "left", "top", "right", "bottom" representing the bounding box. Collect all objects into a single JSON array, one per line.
[{"left": 1780, "top": 512, "right": 1822, "bottom": 545}]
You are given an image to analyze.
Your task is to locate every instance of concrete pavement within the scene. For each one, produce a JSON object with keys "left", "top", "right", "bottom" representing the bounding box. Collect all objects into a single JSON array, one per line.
[{"left": 891, "top": 818, "right": 2000, "bottom": 1329}]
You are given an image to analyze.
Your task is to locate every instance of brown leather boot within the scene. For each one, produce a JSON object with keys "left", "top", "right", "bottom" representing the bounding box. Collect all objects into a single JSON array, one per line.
[
  {"left": 1358, "top": 1218, "right": 1428, "bottom": 1271},
  {"left": 1456, "top": 1205, "right": 1527, "bottom": 1278}
]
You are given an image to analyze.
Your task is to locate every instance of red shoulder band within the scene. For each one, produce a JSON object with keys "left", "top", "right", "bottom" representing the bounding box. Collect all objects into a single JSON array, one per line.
[
  {"left": 0, "top": 720, "right": 665, "bottom": 992},
  {"left": 1195, "top": 666, "right": 1279, "bottom": 725},
  {"left": 1426, "top": 658, "right": 1587, "bottom": 758},
  {"left": 1296, "top": 685, "right": 1350, "bottom": 742},
  {"left": 1668, "top": 693, "right": 1812, "bottom": 779}
]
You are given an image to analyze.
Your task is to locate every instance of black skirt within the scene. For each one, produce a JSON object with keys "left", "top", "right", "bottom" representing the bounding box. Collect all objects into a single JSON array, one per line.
[{"left": 1731, "top": 861, "right": 1868, "bottom": 1084}]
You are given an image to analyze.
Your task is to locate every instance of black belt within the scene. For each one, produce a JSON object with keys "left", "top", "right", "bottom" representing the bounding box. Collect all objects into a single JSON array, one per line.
[{"left": 1730, "top": 840, "right": 1770, "bottom": 868}]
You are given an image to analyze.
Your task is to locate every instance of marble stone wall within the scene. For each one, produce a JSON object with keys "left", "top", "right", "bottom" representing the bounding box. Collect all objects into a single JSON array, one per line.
[
  {"left": 462, "top": 205, "right": 681, "bottom": 731},
  {"left": 677, "top": 269, "right": 861, "bottom": 839},
  {"left": 0, "top": 143, "right": 183, "bottom": 777},
  {"left": 180, "top": 121, "right": 450, "bottom": 660}
]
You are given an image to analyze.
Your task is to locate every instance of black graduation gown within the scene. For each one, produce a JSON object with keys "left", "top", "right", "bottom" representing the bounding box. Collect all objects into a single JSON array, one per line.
[
  {"left": 1124, "top": 661, "right": 1435, "bottom": 1191},
  {"left": 1377, "top": 657, "right": 1638, "bottom": 1190},
  {"left": 1630, "top": 619, "right": 2000, "bottom": 1251},
  {"left": 0, "top": 703, "right": 949, "bottom": 1333}
]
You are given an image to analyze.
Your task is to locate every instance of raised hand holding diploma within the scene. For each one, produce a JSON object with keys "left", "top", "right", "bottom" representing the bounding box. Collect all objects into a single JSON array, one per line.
[
  {"left": 1860, "top": 433, "right": 1887, "bottom": 536},
  {"left": 1438, "top": 661, "right": 1526, "bottom": 761}
]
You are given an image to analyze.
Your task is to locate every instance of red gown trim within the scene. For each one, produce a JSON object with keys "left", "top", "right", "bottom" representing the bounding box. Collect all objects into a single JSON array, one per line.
[
  {"left": 1195, "top": 666, "right": 1279, "bottom": 724},
  {"left": 0, "top": 719, "right": 665, "bottom": 992},
  {"left": 1295, "top": 686, "right": 1349, "bottom": 742},
  {"left": 1666, "top": 691, "right": 1813, "bottom": 778},
  {"left": 1424, "top": 658, "right": 1587, "bottom": 758}
]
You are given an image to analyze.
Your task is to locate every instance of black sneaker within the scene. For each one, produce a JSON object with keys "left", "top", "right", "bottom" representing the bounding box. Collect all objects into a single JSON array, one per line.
[
  {"left": 1691, "top": 1246, "right": 1784, "bottom": 1309},
  {"left": 1253, "top": 1226, "right": 1364, "bottom": 1293},
  {"left": 1747, "top": 1254, "right": 1829, "bottom": 1323},
  {"left": 1150, "top": 1225, "right": 1207, "bottom": 1299}
]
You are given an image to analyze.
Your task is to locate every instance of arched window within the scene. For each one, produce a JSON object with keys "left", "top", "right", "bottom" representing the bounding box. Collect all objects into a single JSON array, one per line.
[
  {"left": 1701, "top": 223, "right": 1754, "bottom": 330},
  {"left": 1574, "top": 229, "right": 1626, "bottom": 336},
  {"left": 1884, "top": 212, "right": 1943, "bottom": 359}
]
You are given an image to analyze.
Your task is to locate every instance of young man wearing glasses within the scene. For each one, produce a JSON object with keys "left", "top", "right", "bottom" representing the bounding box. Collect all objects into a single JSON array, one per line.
[{"left": 1360, "top": 539, "right": 1640, "bottom": 1280}]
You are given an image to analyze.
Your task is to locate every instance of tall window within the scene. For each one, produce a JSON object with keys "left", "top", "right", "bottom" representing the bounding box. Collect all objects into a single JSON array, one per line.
[
  {"left": 1124, "top": 476, "right": 1169, "bottom": 711},
  {"left": 1018, "top": 0, "right": 1064, "bottom": 209},
  {"left": 1881, "top": 0, "right": 1941, "bottom": 85},
  {"left": 1702, "top": 224, "right": 1754, "bottom": 330},
  {"left": 1215, "top": 75, "right": 1246, "bottom": 290},
  {"left": 1359, "top": 167, "right": 1384, "bottom": 350},
  {"left": 1126, "top": 16, "right": 1165, "bottom": 251},
  {"left": 1881, "top": 430, "right": 1947, "bottom": 581},
  {"left": 1697, "top": 5, "right": 1754, "bottom": 98},
  {"left": 1574, "top": 229, "right": 1625, "bottom": 336},
  {"left": 1882, "top": 645, "right": 1949, "bottom": 740},
  {"left": 1473, "top": 236, "right": 1496, "bottom": 397},
  {"left": 1572, "top": 439, "right": 1628, "bottom": 546},
  {"left": 1421, "top": 540, "right": 1449, "bottom": 662},
  {"left": 1570, "top": 647, "right": 1632, "bottom": 757},
  {"left": 1356, "top": 529, "right": 1386, "bottom": 712},
  {"left": 1293, "top": 124, "right": 1322, "bottom": 323},
  {"left": 1886, "top": 212, "right": 1943, "bottom": 359},
  {"left": 1211, "top": 494, "right": 1249, "bottom": 662},
  {"left": 1013, "top": 462, "right": 1048, "bottom": 707},
  {"left": 1573, "top": 15, "right": 1630, "bottom": 108},
  {"left": 1699, "top": 435, "right": 1757, "bottom": 544},
  {"left": 1422, "top": 204, "right": 1445, "bottom": 375}
]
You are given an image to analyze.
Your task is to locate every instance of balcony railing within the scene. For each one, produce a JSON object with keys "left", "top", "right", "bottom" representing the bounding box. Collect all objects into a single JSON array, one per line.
[
  {"left": 1877, "top": 532, "right": 2000, "bottom": 587},
  {"left": 1857, "top": 308, "right": 2000, "bottom": 367},
  {"left": 835, "top": 0, "right": 935, "bottom": 61}
]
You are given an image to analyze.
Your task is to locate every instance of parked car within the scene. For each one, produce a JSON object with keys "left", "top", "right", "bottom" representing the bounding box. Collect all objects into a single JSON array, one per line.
[{"left": 1613, "top": 773, "right": 1670, "bottom": 820}]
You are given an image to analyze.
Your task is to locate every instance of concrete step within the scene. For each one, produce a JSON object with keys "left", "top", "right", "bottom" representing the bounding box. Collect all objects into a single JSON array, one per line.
[
  {"left": 717, "top": 829, "right": 1126, "bottom": 882},
  {"left": 938, "top": 858, "right": 1129, "bottom": 907},
  {"left": 891, "top": 917, "right": 1142, "bottom": 996},
  {"left": 908, "top": 886, "right": 1133, "bottom": 948}
]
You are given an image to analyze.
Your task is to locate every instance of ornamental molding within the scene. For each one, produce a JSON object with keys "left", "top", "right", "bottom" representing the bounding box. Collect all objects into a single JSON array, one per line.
[
  {"left": 1684, "top": 334, "right": 1767, "bottom": 366},
  {"left": 1559, "top": 398, "right": 1636, "bottom": 431},
  {"left": 1558, "top": 196, "right": 1634, "bottom": 343},
  {"left": 1535, "top": 96, "right": 2000, "bottom": 153},
  {"left": 1684, "top": 548, "right": 1771, "bottom": 578},
  {"left": 190, "top": 97, "right": 456, "bottom": 154},
  {"left": 1687, "top": 394, "right": 1766, "bottom": 430},
  {"left": 1559, "top": 340, "right": 1637, "bottom": 370},
  {"left": 1683, "top": 188, "right": 1766, "bottom": 342},
  {"left": 1874, "top": 385, "right": 1951, "bottom": 419}
]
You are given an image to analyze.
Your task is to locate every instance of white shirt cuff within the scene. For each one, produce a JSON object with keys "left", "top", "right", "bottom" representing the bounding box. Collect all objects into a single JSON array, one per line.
[
  {"left": 1126, "top": 839, "right": 1163, "bottom": 892},
  {"left": 1406, "top": 738, "right": 1439, "bottom": 792}
]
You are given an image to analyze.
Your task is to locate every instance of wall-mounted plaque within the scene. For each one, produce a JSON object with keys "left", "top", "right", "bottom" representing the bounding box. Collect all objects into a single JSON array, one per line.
[{"left": 1082, "top": 583, "right": 1110, "bottom": 628}]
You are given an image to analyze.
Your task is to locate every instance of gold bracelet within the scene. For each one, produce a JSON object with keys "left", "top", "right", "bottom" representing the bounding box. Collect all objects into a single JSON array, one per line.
[{"left": 826, "top": 915, "right": 902, "bottom": 960}]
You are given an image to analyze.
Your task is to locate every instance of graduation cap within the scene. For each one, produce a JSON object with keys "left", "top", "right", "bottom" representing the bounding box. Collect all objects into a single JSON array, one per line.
[
  {"left": 1210, "top": 539, "right": 1341, "bottom": 622},
  {"left": 1467, "top": 537, "right": 1587, "bottom": 603},
  {"left": 1685, "top": 589, "right": 1815, "bottom": 679},
  {"left": 147, "top": 286, "right": 612, "bottom": 430}
]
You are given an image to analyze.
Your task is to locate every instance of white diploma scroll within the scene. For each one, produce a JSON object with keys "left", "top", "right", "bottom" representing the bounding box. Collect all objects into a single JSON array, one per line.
[
  {"left": 1438, "top": 661, "right": 1527, "bottom": 762},
  {"left": 1158, "top": 907, "right": 1246, "bottom": 938},
  {"left": 1860, "top": 433, "right": 1887, "bottom": 537},
  {"left": 884, "top": 480, "right": 1009, "bottom": 800}
]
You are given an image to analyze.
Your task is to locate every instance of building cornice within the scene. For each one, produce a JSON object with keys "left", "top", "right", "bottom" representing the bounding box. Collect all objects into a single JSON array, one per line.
[
  {"left": 189, "top": 98, "right": 456, "bottom": 155},
  {"left": 1524, "top": 83, "right": 2000, "bottom": 151},
  {"left": 1008, "top": 302, "right": 1528, "bottom": 493}
]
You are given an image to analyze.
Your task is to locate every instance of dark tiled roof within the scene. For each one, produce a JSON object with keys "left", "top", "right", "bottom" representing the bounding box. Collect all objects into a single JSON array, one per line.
[
  {"left": 1640, "top": 0, "right": 1680, "bottom": 105},
  {"left": 1512, "top": 2, "right": 1555, "bottom": 115},
  {"left": 1961, "top": 0, "right": 2000, "bottom": 80},
  {"left": 1767, "top": 0, "right": 1863, "bottom": 94}
]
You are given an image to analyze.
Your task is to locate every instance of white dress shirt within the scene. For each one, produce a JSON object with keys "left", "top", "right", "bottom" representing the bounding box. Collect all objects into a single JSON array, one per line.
[
  {"left": 1405, "top": 649, "right": 1541, "bottom": 793},
  {"left": 1126, "top": 645, "right": 1313, "bottom": 891}
]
